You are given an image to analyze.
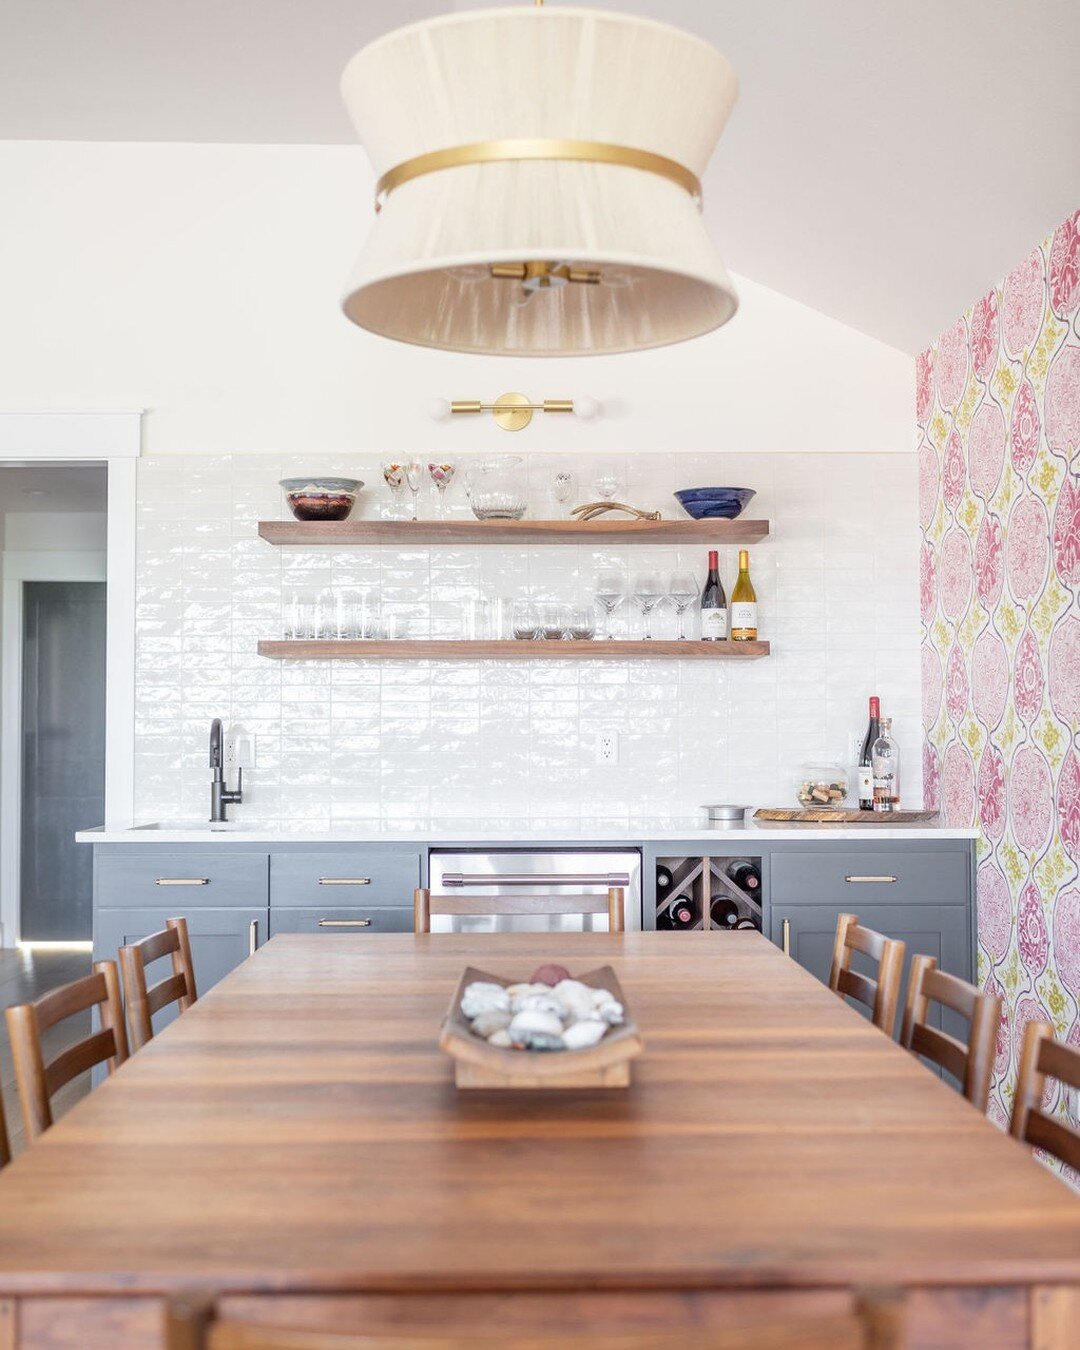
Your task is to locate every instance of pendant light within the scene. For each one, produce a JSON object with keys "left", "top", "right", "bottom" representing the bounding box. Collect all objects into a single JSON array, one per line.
[{"left": 339, "top": 2, "right": 739, "bottom": 356}]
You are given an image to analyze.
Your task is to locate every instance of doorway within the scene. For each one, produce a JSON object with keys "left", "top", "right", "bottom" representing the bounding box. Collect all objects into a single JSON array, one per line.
[{"left": 0, "top": 465, "right": 107, "bottom": 945}]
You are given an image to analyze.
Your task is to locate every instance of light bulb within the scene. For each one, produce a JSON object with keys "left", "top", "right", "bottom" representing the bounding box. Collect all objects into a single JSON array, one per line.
[
  {"left": 428, "top": 397, "right": 452, "bottom": 421},
  {"left": 575, "top": 395, "right": 601, "bottom": 421}
]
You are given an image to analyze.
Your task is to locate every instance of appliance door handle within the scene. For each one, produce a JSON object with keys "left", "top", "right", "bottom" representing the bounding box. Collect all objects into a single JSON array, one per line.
[
  {"left": 156, "top": 878, "right": 210, "bottom": 886},
  {"left": 318, "top": 878, "right": 372, "bottom": 886},
  {"left": 782, "top": 918, "right": 791, "bottom": 956},
  {"left": 844, "top": 875, "right": 898, "bottom": 884},
  {"left": 441, "top": 872, "right": 631, "bottom": 888},
  {"left": 249, "top": 919, "right": 258, "bottom": 956},
  {"left": 317, "top": 918, "right": 373, "bottom": 928}
]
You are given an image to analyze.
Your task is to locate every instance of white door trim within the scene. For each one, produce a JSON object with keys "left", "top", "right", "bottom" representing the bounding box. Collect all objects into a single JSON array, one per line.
[{"left": 0, "top": 553, "right": 107, "bottom": 947}]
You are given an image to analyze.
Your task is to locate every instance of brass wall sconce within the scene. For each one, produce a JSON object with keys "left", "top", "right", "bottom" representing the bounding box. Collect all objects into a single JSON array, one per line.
[{"left": 429, "top": 392, "right": 601, "bottom": 433}]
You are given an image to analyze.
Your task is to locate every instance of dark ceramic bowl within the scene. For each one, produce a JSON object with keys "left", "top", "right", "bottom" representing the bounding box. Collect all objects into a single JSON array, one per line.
[
  {"left": 674, "top": 487, "right": 756, "bottom": 520},
  {"left": 280, "top": 477, "right": 363, "bottom": 522}
]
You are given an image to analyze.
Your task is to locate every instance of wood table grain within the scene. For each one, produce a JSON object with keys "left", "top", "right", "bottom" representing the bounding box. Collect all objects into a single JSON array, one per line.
[{"left": 0, "top": 932, "right": 1077, "bottom": 1348}]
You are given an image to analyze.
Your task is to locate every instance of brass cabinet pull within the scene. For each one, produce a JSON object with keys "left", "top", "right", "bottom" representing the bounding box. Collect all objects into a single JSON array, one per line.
[
  {"left": 318, "top": 878, "right": 372, "bottom": 886},
  {"left": 156, "top": 878, "right": 210, "bottom": 886},
  {"left": 317, "top": 918, "right": 373, "bottom": 928},
  {"left": 844, "top": 875, "right": 898, "bottom": 884},
  {"left": 249, "top": 919, "right": 258, "bottom": 956},
  {"left": 782, "top": 918, "right": 791, "bottom": 956}
]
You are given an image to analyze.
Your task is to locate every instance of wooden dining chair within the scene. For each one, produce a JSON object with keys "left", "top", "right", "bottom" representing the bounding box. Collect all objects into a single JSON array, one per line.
[
  {"left": 898, "top": 955, "right": 1001, "bottom": 1111},
  {"left": 413, "top": 886, "right": 626, "bottom": 935},
  {"left": 0, "top": 1089, "right": 11, "bottom": 1168},
  {"left": 165, "top": 1287, "right": 904, "bottom": 1349},
  {"left": 828, "top": 913, "right": 906, "bottom": 1033},
  {"left": 1010, "top": 1021, "right": 1080, "bottom": 1171},
  {"left": 5, "top": 960, "right": 129, "bottom": 1142},
  {"left": 119, "top": 915, "right": 198, "bottom": 1051}
]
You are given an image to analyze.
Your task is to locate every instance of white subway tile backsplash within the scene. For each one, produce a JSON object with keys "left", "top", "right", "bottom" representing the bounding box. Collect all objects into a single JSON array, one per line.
[{"left": 132, "top": 451, "right": 921, "bottom": 824}]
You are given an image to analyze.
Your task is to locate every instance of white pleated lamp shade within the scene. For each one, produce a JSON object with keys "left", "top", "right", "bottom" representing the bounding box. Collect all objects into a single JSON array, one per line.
[{"left": 340, "top": 6, "right": 739, "bottom": 356}]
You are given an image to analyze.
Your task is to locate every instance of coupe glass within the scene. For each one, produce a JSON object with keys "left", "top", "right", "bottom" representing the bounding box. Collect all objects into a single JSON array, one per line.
[
  {"left": 428, "top": 460, "right": 456, "bottom": 516},
  {"left": 631, "top": 571, "right": 664, "bottom": 640},
  {"left": 594, "top": 571, "right": 625, "bottom": 641},
  {"left": 404, "top": 458, "right": 424, "bottom": 520},
  {"left": 668, "top": 570, "right": 699, "bottom": 640}
]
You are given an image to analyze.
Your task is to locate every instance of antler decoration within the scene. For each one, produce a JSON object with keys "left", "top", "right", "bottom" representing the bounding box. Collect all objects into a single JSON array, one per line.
[{"left": 570, "top": 501, "right": 662, "bottom": 521}]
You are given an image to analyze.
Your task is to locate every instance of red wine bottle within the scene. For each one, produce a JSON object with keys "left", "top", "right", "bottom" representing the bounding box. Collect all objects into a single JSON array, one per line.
[
  {"left": 857, "top": 696, "right": 881, "bottom": 811},
  {"left": 700, "top": 550, "right": 728, "bottom": 641},
  {"left": 726, "top": 860, "right": 760, "bottom": 892},
  {"left": 658, "top": 893, "right": 699, "bottom": 929},
  {"left": 710, "top": 895, "right": 740, "bottom": 928}
]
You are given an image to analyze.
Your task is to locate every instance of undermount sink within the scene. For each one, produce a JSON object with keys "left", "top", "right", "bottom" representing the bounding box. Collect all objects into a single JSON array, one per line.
[{"left": 132, "top": 820, "right": 251, "bottom": 833}]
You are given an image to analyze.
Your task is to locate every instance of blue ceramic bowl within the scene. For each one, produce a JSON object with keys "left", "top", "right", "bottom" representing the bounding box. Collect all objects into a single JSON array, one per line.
[{"left": 673, "top": 487, "right": 756, "bottom": 520}]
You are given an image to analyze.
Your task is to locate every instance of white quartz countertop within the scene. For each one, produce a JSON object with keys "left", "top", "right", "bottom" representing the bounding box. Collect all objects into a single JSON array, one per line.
[{"left": 76, "top": 817, "right": 978, "bottom": 844}]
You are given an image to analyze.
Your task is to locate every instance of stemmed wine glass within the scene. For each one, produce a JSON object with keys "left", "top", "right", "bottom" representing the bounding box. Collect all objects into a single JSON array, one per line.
[
  {"left": 404, "top": 458, "right": 424, "bottom": 520},
  {"left": 382, "top": 460, "right": 406, "bottom": 518},
  {"left": 668, "top": 570, "right": 699, "bottom": 640},
  {"left": 594, "top": 467, "right": 621, "bottom": 503},
  {"left": 631, "top": 570, "right": 664, "bottom": 640},
  {"left": 594, "top": 571, "right": 625, "bottom": 641},
  {"left": 428, "top": 460, "right": 456, "bottom": 517}
]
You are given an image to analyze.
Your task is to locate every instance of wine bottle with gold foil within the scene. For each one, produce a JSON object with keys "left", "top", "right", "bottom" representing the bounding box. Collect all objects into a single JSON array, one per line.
[{"left": 730, "top": 549, "right": 758, "bottom": 640}]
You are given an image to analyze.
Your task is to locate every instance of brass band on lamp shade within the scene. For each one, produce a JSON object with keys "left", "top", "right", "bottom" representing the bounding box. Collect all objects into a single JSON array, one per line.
[
  {"left": 375, "top": 139, "right": 703, "bottom": 212},
  {"left": 339, "top": 6, "right": 739, "bottom": 355}
]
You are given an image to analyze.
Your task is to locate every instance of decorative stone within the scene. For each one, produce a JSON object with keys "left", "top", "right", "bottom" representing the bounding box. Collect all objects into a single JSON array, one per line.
[
  {"left": 508, "top": 1010, "right": 564, "bottom": 1043},
  {"left": 487, "top": 1029, "right": 513, "bottom": 1049},
  {"left": 512, "top": 991, "right": 565, "bottom": 1018},
  {"left": 553, "top": 979, "right": 598, "bottom": 1020},
  {"left": 530, "top": 962, "right": 572, "bottom": 987},
  {"left": 562, "top": 1019, "right": 608, "bottom": 1050},
  {"left": 470, "top": 1009, "right": 511, "bottom": 1038},
  {"left": 597, "top": 1000, "right": 625, "bottom": 1026},
  {"left": 504, "top": 983, "right": 535, "bottom": 999},
  {"left": 460, "top": 981, "right": 510, "bottom": 1018},
  {"left": 516, "top": 1030, "right": 565, "bottom": 1052}
]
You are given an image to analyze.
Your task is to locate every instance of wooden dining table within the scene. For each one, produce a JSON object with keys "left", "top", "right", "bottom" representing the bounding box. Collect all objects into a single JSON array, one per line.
[{"left": 0, "top": 931, "right": 1077, "bottom": 1349}]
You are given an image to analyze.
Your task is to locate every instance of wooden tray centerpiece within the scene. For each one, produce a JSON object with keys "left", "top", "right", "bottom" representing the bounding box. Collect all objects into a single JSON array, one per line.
[
  {"left": 754, "top": 807, "right": 940, "bottom": 824},
  {"left": 441, "top": 965, "right": 643, "bottom": 1090}
]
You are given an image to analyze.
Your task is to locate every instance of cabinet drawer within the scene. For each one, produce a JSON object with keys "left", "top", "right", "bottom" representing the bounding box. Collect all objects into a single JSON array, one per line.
[
  {"left": 95, "top": 852, "right": 269, "bottom": 908},
  {"left": 270, "top": 851, "right": 420, "bottom": 909},
  {"left": 269, "top": 906, "right": 413, "bottom": 937},
  {"left": 770, "top": 849, "right": 969, "bottom": 905}
]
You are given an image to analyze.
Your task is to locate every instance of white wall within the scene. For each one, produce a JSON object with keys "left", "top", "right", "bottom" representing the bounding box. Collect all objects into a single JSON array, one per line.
[
  {"left": 0, "top": 141, "right": 913, "bottom": 457},
  {"left": 3, "top": 512, "right": 107, "bottom": 552}
]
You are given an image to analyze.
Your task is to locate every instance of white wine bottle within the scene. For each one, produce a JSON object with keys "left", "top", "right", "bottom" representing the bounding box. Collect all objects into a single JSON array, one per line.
[
  {"left": 730, "top": 549, "right": 758, "bottom": 641},
  {"left": 700, "top": 550, "right": 728, "bottom": 641}
]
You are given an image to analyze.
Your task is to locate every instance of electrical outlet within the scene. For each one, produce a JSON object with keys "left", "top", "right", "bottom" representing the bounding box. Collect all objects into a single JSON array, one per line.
[
  {"left": 846, "top": 731, "right": 860, "bottom": 766},
  {"left": 595, "top": 731, "right": 619, "bottom": 765}
]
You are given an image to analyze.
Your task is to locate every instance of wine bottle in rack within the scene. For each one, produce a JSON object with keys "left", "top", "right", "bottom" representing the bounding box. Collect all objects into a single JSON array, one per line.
[
  {"left": 730, "top": 550, "right": 758, "bottom": 641},
  {"left": 658, "top": 892, "right": 699, "bottom": 930},
  {"left": 700, "top": 550, "right": 728, "bottom": 641},
  {"left": 655, "top": 864, "right": 674, "bottom": 896},
  {"left": 709, "top": 893, "right": 740, "bottom": 929},
  {"left": 726, "top": 859, "right": 761, "bottom": 893}
]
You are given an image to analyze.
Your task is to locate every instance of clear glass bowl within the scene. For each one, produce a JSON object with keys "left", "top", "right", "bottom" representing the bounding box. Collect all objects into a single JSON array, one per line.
[
  {"left": 795, "top": 764, "right": 850, "bottom": 808},
  {"left": 466, "top": 456, "right": 527, "bottom": 521}
]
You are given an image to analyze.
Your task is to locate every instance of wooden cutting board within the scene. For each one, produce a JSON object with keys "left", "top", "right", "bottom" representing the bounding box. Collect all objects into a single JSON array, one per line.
[{"left": 754, "top": 808, "right": 940, "bottom": 824}]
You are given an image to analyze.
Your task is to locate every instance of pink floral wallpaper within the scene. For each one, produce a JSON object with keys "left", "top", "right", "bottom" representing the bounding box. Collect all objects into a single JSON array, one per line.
[{"left": 919, "top": 208, "right": 1080, "bottom": 1139}]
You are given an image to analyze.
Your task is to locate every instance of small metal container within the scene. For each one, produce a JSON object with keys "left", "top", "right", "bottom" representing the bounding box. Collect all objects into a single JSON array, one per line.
[{"left": 700, "top": 804, "right": 748, "bottom": 824}]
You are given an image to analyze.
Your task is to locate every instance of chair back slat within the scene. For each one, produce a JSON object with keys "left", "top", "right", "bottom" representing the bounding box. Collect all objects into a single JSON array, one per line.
[
  {"left": 5, "top": 960, "right": 129, "bottom": 1142},
  {"left": 147, "top": 972, "right": 191, "bottom": 1018},
  {"left": 120, "top": 916, "right": 198, "bottom": 1051},
  {"left": 828, "top": 914, "right": 905, "bottom": 1033},
  {"left": 414, "top": 887, "right": 625, "bottom": 935},
  {"left": 1011, "top": 1021, "right": 1080, "bottom": 1171},
  {"left": 909, "top": 1022, "right": 969, "bottom": 1085},
  {"left": 899, "top": 954, "right": 1001, "bottom": 1110},
  {"left": 43, "top": 1029, "right": 123, "bottom": 1097}
]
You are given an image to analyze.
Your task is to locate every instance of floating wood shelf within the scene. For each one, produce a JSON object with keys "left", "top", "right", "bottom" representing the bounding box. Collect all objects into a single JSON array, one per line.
[
  {"left": 258, "top": 518, "right": 770, "bottom": 546},
  {"left": 258, "top": 639, "right": 770, "bottom": 661}
]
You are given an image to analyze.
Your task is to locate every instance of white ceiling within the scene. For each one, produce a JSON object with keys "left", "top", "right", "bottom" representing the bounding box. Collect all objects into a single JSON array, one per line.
[
  {"left": 2, "top": 0, "right": 1078, "bottom": 353},
  {"left": 0, "top": 466, "right": 107, "bottom": 514}
]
